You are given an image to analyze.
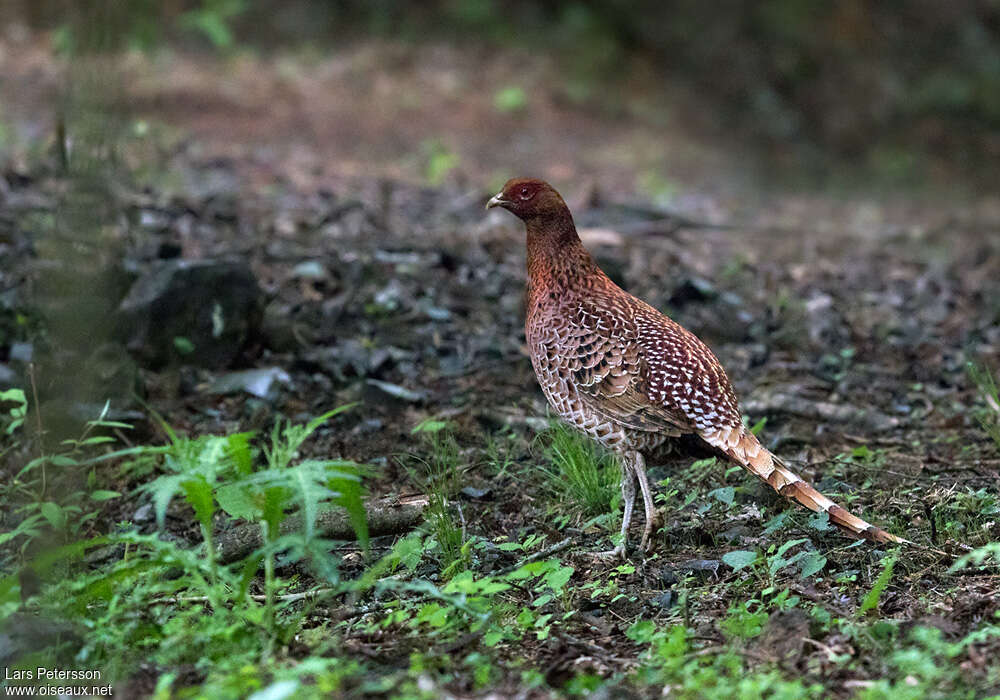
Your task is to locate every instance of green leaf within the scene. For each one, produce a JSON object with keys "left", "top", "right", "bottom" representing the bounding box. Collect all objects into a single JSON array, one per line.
[
  {"left": 411, "top": 419, "right": 449, "bottom": 434},
  {"left": 543, "top": 565, "right": 574, "bottom": 593},
  {"left": 145, "top": 474, "right": 185, "bottom": 529},
  {"left": 226, "top": 431, "right": 255, "bottom": 475},
  {"left": 216, "top": 482, "right": 261, "bottom": 521},
  {"left": 626, "top": 619, "right": 657, "bottom": 643},
  {"left": 290, "top": 463, "right": 327, "bottom": 541},
  {"left": 330, "top": 467, "right": 368, "bottom": 549},
  {"left": 798, "top": 551, "right": 827, "bottom": 578},
  {"left": 709, "top": 486, "right": 735, "bottom": 505},
  {"left": 81, "top": 445, "right": 170, "bottom": 465},
  {"left": 89, "top": 490, "right": 121, "bottom": 501},
  {"left": 173, "top": 336, "right": 195, "bottom": 355},
  {"left": 0, "top": 514, "right": 44, "bottom": 546},
  {"left": 0, "top": 388, "right": 26, "bottom": 404},
  {"left": 181, "top": 476, "right": 216, "bottom": 532},
  {"left": 774, "top": 537, "right": 808, "bottom": 559},
  {"left": 17, "top": 456, "right": 49, "bottom": 478},
  {"left": 79, "top": 436, "right": 117, "bottom": 446},
  {"left": 808, "top": 511, "right": 832, "bottom": 531},
  {"left": 40, "top": 502, "right": 66, "bottom": 530},
  {"left": 87, "top": 420, "right": 134, "bottom": 430},
  {"left": 722, "top": 550, "right": 758, "bottom": 571},
  {"left": 261, "top": 486, "right": 290, "bottom": 537},
  {"left": 49, "top": 455, "right": 78, "bottom": 467},
  {"left": 493, "top": 86, "right": 528, "bottom": 112},
  {"left": 852, "top": 445, "right": 873, "bottom": 459},
  {"left": 1, "top": 388, "right": 27, "bottom": 434},
  {"left": 859, "top": 554, "right": 896, "bottom": 616}
]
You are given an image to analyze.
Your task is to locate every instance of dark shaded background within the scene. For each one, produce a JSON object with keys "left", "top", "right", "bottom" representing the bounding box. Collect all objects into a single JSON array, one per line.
[{"left": 5, "top": 0, "right": 1000, "bottom": 184}]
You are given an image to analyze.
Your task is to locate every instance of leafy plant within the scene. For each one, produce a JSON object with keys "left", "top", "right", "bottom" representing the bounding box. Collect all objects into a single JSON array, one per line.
[
  {"left": 493, "top": 86, "right": 528, "bottom": 112},
  {"left": 178, "top": 0, "right": 247, "bottom": 50},
  {"left": 721, "top": 600, "right": 769, "bottom": 640},
  {"left": 948, "top": 542, "right": 1000, "bottom": 573},
  {"left": 422, "top": 139, "right": 460, "bottom": 185},
  {"left": 53, "top": 0, "right": 249, "bottom": 55},
  {"left": 0, "top": 387, "right": 27, "bottom": 435},
  {"left": 142, "top": 406, "right": 365, "bottom": 645},
  {"left": 859, "top": 554, "right": 896, "bottom": 616},
  {"left": 723, "top": 540, "right": 826, "bottom": 582},
  {"left": 2, "top": 401, "right": 130, "bottom": 554},
  {"left": 406, "top": 422, "right": 470, "bottom": 577},
  {"left": 967, "top": 361, "right": 1000, "bottom": 451},
  {"left": 723, "top": 549, "right": 758, "bottom": 572},
  {"left": 539, "top": 421, "right": 619, "bottom": 518}
]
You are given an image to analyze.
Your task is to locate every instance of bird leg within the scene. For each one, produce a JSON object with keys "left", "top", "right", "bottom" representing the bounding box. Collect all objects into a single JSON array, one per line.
[
  {"left": 607, "top": 455, "right": 637, "bottom": 559},
  {"left": 631, "top": 452, "right": 658, "bottom": 552}
]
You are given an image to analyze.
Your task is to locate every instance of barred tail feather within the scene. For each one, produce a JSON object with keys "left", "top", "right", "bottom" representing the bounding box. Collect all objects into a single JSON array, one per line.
[{"left": 704, "top": 428, "right": 908, "bottom": 545}]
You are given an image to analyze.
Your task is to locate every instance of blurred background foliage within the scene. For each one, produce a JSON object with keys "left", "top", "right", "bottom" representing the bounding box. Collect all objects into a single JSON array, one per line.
[{"left": 6, "top": 0, "right": 999, "bottom": 175}]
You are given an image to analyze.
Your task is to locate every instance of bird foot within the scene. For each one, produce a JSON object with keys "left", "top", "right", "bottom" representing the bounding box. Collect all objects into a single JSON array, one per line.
[
  {"left": 591, "top": 544, "right": 628, "bottom": 561},
  {"left": 639, "top": 510, "right": 662, "bottom": 553}
]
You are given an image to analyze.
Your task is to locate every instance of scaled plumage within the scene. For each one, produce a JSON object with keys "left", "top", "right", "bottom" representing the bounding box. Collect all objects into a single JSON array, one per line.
[{"left": 488, "top": 177, "right": 905, "bottom": 556}]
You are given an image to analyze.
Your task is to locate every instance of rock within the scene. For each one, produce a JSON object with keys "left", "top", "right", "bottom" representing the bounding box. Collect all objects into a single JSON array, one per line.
[
  {"left": 757, "top": 609, "right": 810, "bottom": 663},
  {"left": 669, "top": 276, "right": 717, "bottom": 306},
  {"left": 206, "top": 367, "right": 291, "bottom": 400},
  {"left": 664, "top": 559, "right": 721, "bottom": 580},
  {"left": 301, "top": 341, "right": 415, "bottom": 379},
  {"left": 0, "top": 613, "right": 81, "bottom": 668},
  {"left": 8, "top": 342, "right": 32, "bottom": 364},
  {"left": 260, "top": 300, "right": 302, "bottom": 352},
  {"left": 460, "top": 486, "right": 493, "bottom": 500},
  {"left": 118, "top": 260, "right": 262, "bottom": 369},
  {"left": 291, "top": 260, "right": 327, "bottom": 279},
  {"left": 365, "top": 379, "right": 426, "bottom": 403},
  {"left": 653, "top": 591, "right": 674, "bottom": 608},
  {"left": 0, "top": 364, "right": 17, "bottom": 386}
]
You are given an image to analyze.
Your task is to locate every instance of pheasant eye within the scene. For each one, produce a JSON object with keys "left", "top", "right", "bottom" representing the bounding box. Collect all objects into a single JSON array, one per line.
[{"left": 518, "top": 186, "right": 533, "bottom": 200}]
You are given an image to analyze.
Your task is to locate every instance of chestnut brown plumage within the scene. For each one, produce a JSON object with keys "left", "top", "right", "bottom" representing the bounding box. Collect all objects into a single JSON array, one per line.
[{"left": 488, "top": 177, "right": 907, "bottom": 556}]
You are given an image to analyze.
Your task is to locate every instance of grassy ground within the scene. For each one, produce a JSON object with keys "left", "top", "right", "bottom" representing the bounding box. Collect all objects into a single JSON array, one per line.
[{"left": 2, "top": 39, "right": 1000, "bottom": 699}]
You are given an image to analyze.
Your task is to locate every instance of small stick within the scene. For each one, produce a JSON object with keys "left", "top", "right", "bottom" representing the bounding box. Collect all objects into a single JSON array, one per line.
[
  {"left": 496, "top": 537, "right": 573, "bottom": 576},
  {"left": 28, "top": 362, "right": 45, "bottom": 498},
  {"left": 215, "top": 495, "right": 429, "bottom": 564}
]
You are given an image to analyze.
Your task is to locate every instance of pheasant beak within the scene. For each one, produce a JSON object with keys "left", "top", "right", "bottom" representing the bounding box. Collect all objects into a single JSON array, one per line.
[{"left": 486, "top": 192, "right": 506, "bottom": 210}]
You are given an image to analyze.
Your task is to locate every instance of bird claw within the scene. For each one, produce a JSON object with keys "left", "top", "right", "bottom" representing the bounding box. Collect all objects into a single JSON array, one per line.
[
  {"left": 591, "top": 544, "right": 628, "bottom": 561},
  {"left": 639, "top": 510, "right": 661, "bottom": 553}
]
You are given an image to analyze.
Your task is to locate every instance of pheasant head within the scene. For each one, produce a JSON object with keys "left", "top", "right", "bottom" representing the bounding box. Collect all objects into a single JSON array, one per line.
[{"left": 486, "top": 177, "right": 570, "bottom": 221}]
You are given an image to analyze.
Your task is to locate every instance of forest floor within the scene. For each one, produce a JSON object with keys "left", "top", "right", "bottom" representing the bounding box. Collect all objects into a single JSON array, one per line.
[{"left": 2, "top": 35, "right": 1000, "bottom": 699}]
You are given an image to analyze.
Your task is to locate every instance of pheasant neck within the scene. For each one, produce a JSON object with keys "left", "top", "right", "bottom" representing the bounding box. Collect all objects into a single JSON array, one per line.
[{"left": 525, "top": 214, "right": 600, "bottom": 298}]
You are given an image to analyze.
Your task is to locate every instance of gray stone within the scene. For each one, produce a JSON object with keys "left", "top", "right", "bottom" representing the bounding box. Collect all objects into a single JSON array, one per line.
[
  {"left": 118, "top": 259, "right": 262, "bottom": 369},
  {"left": 206, "top": 367, "right": 291, "bottom": 400}
]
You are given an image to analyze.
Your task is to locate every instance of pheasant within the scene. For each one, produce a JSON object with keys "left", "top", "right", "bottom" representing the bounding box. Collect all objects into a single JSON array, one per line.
[{"left": 487, "top": 177, "right": 907, "bottom": 556}]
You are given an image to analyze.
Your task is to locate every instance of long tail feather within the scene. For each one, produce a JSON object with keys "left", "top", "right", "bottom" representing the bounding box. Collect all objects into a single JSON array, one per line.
[{"left": 706, "top": 428, "right": 907, "bottom": 545}]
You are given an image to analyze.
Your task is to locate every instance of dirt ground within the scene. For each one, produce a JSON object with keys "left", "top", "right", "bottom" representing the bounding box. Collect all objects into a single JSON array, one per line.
[{"left": 2, "top": 31, "right": 1000, "bottom": 697}]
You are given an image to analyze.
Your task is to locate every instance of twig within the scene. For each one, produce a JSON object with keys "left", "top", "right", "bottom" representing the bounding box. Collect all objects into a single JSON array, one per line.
[
  {"left": 555, "top": 631, "right": 634, "bottom": 664},
  {"left": 163, "top": 587, "right": 337, "bottom": 605},
  {"left": 924, "top": 501, "right": 938, "bottom": 545},
  {"left": 495, "top": 537, "right": 573, "bottom": 576},
  {"left": 28, "top": 363, "right": 44, "bottom": 498},
  {"left": 456, "top": 502, "right": 467, "bottom": 542},
  {"left": 215, "top": 495, "right": 429, "bottom": 564},
  {"left": 802, "top": 637, "right": 844, "bottom": 662},
  {"left": 690, "top": 645, "right": 776, "bottom": 664}
]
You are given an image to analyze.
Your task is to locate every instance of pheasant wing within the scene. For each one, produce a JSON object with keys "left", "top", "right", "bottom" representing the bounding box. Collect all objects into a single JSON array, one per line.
[{"left": 562, "top": 300, "right": 694, "bottom": 435}]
